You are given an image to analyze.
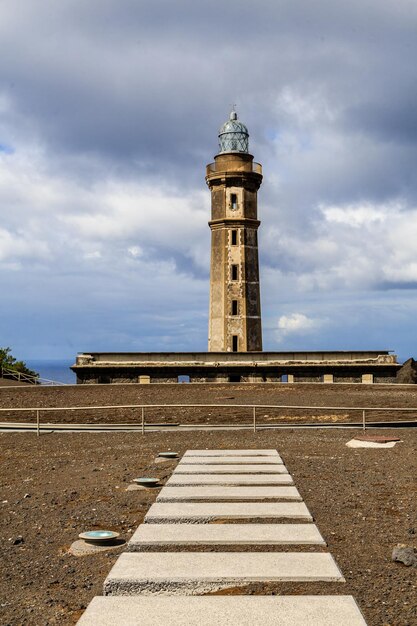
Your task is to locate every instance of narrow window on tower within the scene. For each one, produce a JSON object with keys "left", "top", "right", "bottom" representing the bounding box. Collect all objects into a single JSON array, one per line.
[
  {"left": 232, "top": 335, "right": 238, "bottom": 351},
  {"left": 231, "top": 264, "right": 238, "bottom": 281},
  {"left": 231, "top": 300, "right": 238, "bottom": 316},
  {"left": 231, "top": 229, "right": 238, "bottom": 245},
  {"left": 231, "top": 193, "right": 237, "bottom": 210}
]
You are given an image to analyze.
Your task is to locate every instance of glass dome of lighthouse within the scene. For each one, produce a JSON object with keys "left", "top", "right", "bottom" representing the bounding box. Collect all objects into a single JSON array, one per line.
[{"left": 218, "top": 109, "right": 249, "bottom": 154}]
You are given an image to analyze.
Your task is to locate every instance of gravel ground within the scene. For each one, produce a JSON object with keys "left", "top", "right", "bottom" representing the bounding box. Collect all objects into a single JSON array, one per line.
[
  {"left": 1, "top": 428, "right": 416, "bottom": 626},
  {"left": 0, "top": 382, "right": 416, "bottom": 425}
]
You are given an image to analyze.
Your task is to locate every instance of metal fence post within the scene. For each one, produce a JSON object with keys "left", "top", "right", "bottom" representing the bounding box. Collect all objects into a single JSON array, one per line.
[
  {"left": 36, "top": 409, "right": 40, "bottom": 437},
  {"left": 253, "top": 406, "right": 256, "bottom": 433},
  {"left": 362, "top": 409, "right": 366, "bottom": 432},
  {"left": 142, "top": 407, "right": 145, "bottom": 435}
]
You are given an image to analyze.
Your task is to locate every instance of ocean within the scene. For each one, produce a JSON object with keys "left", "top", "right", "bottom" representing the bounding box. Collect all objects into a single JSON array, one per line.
[{"left": 25, "top": 359, "right": 76, "bottom": 385}]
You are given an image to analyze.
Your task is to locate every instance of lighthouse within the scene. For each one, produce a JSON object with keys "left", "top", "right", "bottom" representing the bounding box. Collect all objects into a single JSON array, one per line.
[{"left": 206, "top": 110, "right": 263, "bottom": 352}]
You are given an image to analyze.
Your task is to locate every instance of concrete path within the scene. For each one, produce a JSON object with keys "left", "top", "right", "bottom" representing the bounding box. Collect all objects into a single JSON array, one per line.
[
  {"left": 156, "top": 485, "right": 302, "bottom": 501},
  {"left": 167, "top": 473, "right": 294, "bottom": 485},
  {"left": 173, "top": 463, "right": 289, "bottom": 473},
  {"left": 127, "top": 523, "right": 326, "bottom": 549},
  {"left": 103, "top": 552, "right": 345, "bottom": 595},
  {"left": 78, "top": 596, "right": 367, "bottom": 625},
  {"left": 145, "top": 501, "right": 312, "bottom": 522},
  {"left": 77, "top": 447, "right": 367, "bottom": 625}
]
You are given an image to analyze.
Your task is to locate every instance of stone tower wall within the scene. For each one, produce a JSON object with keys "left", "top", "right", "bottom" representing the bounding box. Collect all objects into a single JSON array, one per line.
[{"left": 206, "top": 152, "right": 263, "bottom": 352}]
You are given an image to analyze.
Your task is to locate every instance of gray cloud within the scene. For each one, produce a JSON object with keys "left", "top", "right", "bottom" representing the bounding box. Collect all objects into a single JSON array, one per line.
[{"left": 0, "top": 0, "right": 416, "bottom": 361}]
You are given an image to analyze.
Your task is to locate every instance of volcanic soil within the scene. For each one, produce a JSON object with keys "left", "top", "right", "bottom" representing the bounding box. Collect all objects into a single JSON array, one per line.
[
  {"left": 0, "top": 382, "right": 416, "bottom": 425},
  {"left": 1, "top": 426, "right": 416, "bottom": 626}
]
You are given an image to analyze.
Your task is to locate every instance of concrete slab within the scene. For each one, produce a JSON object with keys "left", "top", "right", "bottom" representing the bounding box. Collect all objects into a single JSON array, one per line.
[
  {"left": 346, "top": 439, "right": 399, "bottom": 448},
  {"left": 127, "top": 523, "right": 326, "bottom": 549},
  {"left": 78, "top": 596, "right": 367, "bottom": 625},
  {"left": 167, "top": 474, "right": 294, "bottom": 486},
  {"left": 68, "top": 539, "right": 126, "bottom": 556},
  {"left": 144, "top": 502, "right": 312, "bottom": 522},
  {"left": 156, "top": 486, "right": 302, "bottom": 502},
  {"left": 179, "top": 456, "right": 283, "bottom": 465},
  {"left": 103, "top": 552, "right": 344, "bottom": 595},
  {"left": 173, "top": 464, "right": 288, "bottom": 474},
  {"left": 183, "top": 449, "right": 279, "bottom": 457}
]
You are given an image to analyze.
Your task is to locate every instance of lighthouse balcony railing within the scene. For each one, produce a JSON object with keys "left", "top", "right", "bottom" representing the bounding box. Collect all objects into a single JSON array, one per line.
[{"left": 206, "top": 162, "right": 262, "bottom": 175}]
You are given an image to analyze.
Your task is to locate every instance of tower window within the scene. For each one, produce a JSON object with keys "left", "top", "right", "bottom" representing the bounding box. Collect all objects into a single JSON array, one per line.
[
  {"left": 231, "top": 193, "right": 237, "bottom": 210},
  {"left": 231, "top": 264, "right": 238, "bottom": 281},
  {"left": 231, "top": 230, "right": 238, "bottom": 245},
  {"left": 232, "top": 335, "right": 238, "bottom": 352},
  {"left": 231, "top": 300, "right": 238, "bottom": 315}
]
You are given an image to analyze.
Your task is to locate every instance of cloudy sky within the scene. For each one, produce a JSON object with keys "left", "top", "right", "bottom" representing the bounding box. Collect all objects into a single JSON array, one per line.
[{"left": 1, "top": 0, "right": 416, "bottom": 363}]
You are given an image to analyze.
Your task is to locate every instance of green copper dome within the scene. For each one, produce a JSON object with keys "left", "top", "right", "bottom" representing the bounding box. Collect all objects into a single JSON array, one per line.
[{"left": 218, "top": 110, "right": 249, "bottom": 154}]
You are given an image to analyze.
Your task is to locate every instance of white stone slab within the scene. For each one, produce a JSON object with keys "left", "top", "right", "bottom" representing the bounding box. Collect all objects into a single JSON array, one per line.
[
  {"left": 127, "top": 523, "right": 326, "bottom": 549},
  {"left": 346, "top": 439, "right": 399, "bottom": 448},
  {"left": 78, "top": 596, "right": 367, "bottom": 626},
  {"left": 184, "top": 449, "right": 279, "bottom": 457},
  {"left": 156, "top": 486, "right": 302, "bottom": 502},
  {"left": 167, "top": 473, "right": 294, "bottom": 486},
  {"left": 173, "top": 464, "right": 289, "bottom": 474},
  {"left": 179, "top": 456, "right": 282, "bottom": 465},
  {"left": 144, "top": 502, "right": 312, "bottom": 522},
  {"left": 103, "top": 552, "right": 344, "bottom": 594}
]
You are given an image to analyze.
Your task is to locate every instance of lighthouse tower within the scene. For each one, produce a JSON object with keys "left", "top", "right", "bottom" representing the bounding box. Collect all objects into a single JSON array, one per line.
[{"left": 206, "top": 110, "right": 263, "bottom": 352}]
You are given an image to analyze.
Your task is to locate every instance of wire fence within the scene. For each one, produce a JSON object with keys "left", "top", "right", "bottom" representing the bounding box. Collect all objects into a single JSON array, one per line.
[{"left": 0, "top": 402, "right": 415, "bottom": 436}]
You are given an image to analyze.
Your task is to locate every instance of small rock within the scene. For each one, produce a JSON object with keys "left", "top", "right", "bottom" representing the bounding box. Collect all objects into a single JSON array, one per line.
[
  {"left": 392, "top": 544, "right": 417, "bottom": 567},
  {"left": 13, "top": 535, "right": 24, "bottom": 545},
  {"left": 24, "top": 493, "right": 31, "bottom": 498}
]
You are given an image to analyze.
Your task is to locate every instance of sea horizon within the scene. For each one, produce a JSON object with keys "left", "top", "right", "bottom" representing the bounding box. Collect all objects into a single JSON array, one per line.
[{"left": 25, "top": 359, "right": 76, "bottom": 385}]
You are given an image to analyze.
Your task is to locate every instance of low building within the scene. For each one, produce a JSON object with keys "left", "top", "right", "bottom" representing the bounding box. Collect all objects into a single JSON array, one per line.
[{"left": 71, "top": 350, "right": 399, "bottom": 384}]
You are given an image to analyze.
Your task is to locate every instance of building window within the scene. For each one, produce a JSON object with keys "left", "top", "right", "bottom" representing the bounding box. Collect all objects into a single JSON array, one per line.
[
  {"left": 231, "top": 300, "right": 238, "bottom": 315},
  {"left": 231, "top": 193, "right": 237, "bottom": 210},
  {"left": 231, "top": 229, "right": 237, "bottom": 245},
  {"left": 232, "top": 335, "right": 238, "bottom": 351},
  {"left": 231, "top": 264, "right": 238, "bottom": 281}
]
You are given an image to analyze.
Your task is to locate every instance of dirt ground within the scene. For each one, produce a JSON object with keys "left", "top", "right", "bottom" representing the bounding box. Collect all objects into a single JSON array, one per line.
[
  {"left": 1, "top": 428, "right": 416, "bottom": 626},
  {"left": 0, "top": 382, "right": 416, "bottom": 425}
]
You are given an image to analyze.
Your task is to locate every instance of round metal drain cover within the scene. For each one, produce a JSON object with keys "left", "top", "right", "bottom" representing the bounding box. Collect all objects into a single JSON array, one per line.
[
  {"left": 79, "top": 530, "right": 120, "bottom": 544},
  {"left": 133, "top": 477, "right": 160, "bottom": 487}
]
